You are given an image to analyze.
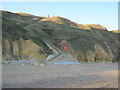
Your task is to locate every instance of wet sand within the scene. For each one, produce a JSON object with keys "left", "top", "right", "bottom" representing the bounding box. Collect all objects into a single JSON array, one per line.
[{"left": 2, "top": 63, "right": 118, "bottom": 88}]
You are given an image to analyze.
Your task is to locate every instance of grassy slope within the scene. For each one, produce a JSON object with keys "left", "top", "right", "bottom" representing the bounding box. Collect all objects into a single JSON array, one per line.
[
  {"left": 24, "top": 15, "right": 119, "bottom": 62},
  {"left": 2, "top": 11, "right": 119, "bottom": 62},
  {"left": 2, "top": 11, "right": 52, "bottom": 54}
]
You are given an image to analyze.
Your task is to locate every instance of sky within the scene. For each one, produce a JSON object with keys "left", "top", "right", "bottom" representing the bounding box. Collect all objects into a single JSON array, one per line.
[{"left": 1, "top": 2, "right": 118, "bottom": 31}]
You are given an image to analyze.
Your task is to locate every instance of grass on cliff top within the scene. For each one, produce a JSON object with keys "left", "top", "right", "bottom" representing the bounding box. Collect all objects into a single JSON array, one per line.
[
  {"left": 2, "top": 11, "right": 108, "bottom": 31},
  {"left": 40, "top": 16, "right": 75, "bottom": 27},
  {"left": 39, "top": 16, "right": 107, "bottom": 31}
]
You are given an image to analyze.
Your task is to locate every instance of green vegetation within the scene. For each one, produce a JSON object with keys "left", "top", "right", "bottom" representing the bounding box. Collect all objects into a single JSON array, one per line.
[
  {"left": 2, "top": 11, "right": 53, "bottom": 60},
  {"left": 2, "top": 10, "right": 119, "bottom": 62},
  {"left": 2, "top": 17, "right": 28, "bottom": 40}
]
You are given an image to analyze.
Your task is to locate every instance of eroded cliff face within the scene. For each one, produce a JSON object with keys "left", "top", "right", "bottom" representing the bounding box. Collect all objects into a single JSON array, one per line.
[
  {"left": 2, "top": 39, "right": 46, "bottom": 60},
  {"left": 68, "top": 44, "right": 118, "bottom": 63},
  {"left": 83, "top": 44, "right": 117, "bottom": 62}
]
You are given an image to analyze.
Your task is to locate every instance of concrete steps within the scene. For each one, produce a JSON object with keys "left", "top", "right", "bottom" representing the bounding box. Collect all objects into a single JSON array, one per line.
[{"left": 41, "top": 38, "right": 79, "bottom": 64}]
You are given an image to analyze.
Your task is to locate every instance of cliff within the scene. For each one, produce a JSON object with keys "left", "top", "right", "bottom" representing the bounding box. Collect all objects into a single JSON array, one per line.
[
  {"left": 2, "top": 11, "right": 52, "bottom": 60},
  {"left": 2, "top": 39, "right": 46, "bottom": 60},
  {"left": 2, "top": 11, "right": 119, "bottom": 62}
]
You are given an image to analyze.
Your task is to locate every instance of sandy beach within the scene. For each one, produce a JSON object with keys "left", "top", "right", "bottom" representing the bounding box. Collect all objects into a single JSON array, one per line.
[{"left": 2, "top": 63, "right": 118, "bottom": 88}]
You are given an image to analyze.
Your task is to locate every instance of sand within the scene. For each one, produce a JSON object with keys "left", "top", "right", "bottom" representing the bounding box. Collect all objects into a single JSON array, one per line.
[{"left": 2, "top": 63, "right": 118, "bottom": 88}]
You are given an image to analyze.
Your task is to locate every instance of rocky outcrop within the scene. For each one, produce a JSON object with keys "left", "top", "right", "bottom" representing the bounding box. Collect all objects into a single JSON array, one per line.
[{"left": 2, "top": 39, "right": 46, "bottom": 60}]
